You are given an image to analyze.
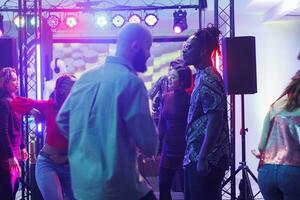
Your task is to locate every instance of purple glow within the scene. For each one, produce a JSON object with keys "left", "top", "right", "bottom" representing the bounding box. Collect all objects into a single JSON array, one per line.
[{"left": 0, "top": 30, "right": 3, "bottom": 37}]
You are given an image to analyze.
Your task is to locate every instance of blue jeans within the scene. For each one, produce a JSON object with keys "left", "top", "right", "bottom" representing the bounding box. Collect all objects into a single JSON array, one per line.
[
  {"left": 258, "top": 164, "right": 300, "bottom": 200},
  {"left": 35, "top": 154, "right": 74, "bottom": 200},
  {"left": 184, "top": 162, "right": 225, "bottom": 200}
]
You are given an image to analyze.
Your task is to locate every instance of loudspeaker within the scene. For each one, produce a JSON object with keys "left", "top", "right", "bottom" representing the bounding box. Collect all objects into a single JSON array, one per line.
[
  {"left": 222, "top": 36, "right": 257, "bottom": 95},
  {"left": 0, "top": 38, "right": 17, "bottom": 69}
]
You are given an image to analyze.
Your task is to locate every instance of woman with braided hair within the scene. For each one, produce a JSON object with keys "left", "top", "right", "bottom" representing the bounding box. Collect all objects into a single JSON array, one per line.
[
  {"left": 253, "top": 64, "right": 300, "bottom": 200},
  {"left": 182, "top": 24, "right": 230, "bottom": 200}
]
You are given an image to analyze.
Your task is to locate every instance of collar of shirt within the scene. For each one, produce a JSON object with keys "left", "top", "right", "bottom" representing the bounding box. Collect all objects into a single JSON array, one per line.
[{"left": 105, "top": 56, "right": 137, "bottom": 75}]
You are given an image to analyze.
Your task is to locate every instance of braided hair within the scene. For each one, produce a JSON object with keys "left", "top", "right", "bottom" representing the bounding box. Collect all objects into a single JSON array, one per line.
[
  {"left": 193, "top": 24, "right": 221, "bottom": 55},
  {"left": 182, "top": 24, "right": 221, "bottom": 68}
]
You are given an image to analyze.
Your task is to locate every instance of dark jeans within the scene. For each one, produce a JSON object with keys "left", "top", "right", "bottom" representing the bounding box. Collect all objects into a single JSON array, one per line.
[
  {"left": 184, "top": 162, "right": 225, "bottom": 200},
  {"left": 159, "top": 167, "right": 183, "bottom": 200},
  {"left": 140, "top": 191, "right": 157, "bottom": 200},
  {"left": 258, "top": 164, "right": 300, "bottom": 200}
]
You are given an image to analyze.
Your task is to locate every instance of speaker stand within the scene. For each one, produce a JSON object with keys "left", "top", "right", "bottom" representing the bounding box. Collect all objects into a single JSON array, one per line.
[{"left": 222, "top": 94, "right": 260, "bottom": 200}]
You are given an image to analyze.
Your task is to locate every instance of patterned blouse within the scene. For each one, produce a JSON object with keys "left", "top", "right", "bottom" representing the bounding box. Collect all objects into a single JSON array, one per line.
[{"left": 183, "top": 66, "right": 230, "bottom": 170}]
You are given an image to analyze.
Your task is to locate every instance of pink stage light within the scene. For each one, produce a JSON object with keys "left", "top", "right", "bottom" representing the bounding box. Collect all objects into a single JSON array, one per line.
[
  {"left": 65, "top": 15, "right": 78, "bottom": 28},
  {"left": 47, "top": 15, "right": 60, "bottom": 29},
  {"left": 128, "top": 14, "right": 142, "bottom": 23},
  {"left": 0, "top": 30, "right": 3, "bottom": 37}
]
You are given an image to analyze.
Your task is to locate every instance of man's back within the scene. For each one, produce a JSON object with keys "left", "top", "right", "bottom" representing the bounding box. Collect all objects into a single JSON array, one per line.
[{"left": 57, "top": 56, "right": 158, "bottom": 200}]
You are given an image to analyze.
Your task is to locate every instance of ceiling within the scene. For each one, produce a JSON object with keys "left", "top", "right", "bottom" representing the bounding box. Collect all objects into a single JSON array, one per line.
[{"left": 246, "top": 0, "right": 300, "bottom": 21}]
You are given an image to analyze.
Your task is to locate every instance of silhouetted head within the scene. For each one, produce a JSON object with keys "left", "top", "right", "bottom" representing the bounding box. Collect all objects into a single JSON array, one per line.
[
  {"left": 53, "top": 74, "right": 76, "bottom": 110},
  {"left": 0, "top": 67, "right": 18, "bottom": 98},
  {"left": 182, "top": 24, "right": 220, "bottom": 69},
  {"left": 116, "top": 23, "right": 152, "bottom": 73},
  {"left": 168, "top": 64, "right": 192, "bottom": 90}
]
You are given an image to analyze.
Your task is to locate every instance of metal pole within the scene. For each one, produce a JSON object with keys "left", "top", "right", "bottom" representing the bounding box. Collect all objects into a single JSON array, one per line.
[
  {"left": 229, "top": 1, "right": 236, "bottom": 199},
  {"left": 214, "top": 0, "right": 218, "bottom": 27}
]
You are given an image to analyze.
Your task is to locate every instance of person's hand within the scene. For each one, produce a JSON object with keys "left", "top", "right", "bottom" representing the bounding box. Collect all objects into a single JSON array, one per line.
[
  {"left": 8, "top": 157, "right": 21, "bottom": 176},
  {"left": 251, "top": 149, "right": 261, "bottom": 159},
  {"left": 196, "top": 157, "right": 210, "bottom": 175},
  {"left": 20, "top": 148, "right": 28, "bottom": 161}
]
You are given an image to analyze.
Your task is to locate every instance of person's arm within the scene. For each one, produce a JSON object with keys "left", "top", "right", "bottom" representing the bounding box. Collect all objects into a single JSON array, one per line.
[
  {"left": 197, "top": 81, "right": 226, "bottom": 173},
  {"left": 122, "top": 81, "right": 158, "bottom": 156},
  {"left": 148, "top": 76, "right": 165, "bottom": 99},
  {"left": 0, "top": 102, "right": 21, "bottom": 173},
  {"left": 158, "top": 98, "right": 167, "bottom": 155},
  {"left": 198, "top": 111, "right": 223, "bottom": 160},
  {"left": 258, "top": 109, "right": 271, "bottom": 153},
  {"left": 19, "top": 133, "right": 28, "bottom": 162},
  {"left": 11, "top": 97, "right": 48, "bottom": 114},
  {"left": 0, "top": 102, "right": 14, "bottom": 159}
]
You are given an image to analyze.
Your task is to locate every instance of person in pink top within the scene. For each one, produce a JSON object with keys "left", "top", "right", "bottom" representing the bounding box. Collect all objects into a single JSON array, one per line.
[{"left": 12, "top": 74, "right": 76, "bottom": 200}]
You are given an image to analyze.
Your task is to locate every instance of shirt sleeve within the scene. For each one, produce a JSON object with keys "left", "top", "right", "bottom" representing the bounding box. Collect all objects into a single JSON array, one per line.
[
  {"left": 258, "top": 108, "right": 272, "bottom": 152},
  {"left": 11, "top": 97, "right": 49, "bottom": 114},
  {"left": 200, "top": 80, "right": 224, "bottom": 114},
  {"left": 121, "top": 80, "right": 158, "bottom": 156},
  {"left": 0, "top": 101, "right": 14, "bottom": 158}
]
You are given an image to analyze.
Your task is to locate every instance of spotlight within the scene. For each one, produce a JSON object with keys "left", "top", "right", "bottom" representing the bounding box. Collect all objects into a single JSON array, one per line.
[
  {"left": 29, "top": 16, "right": 40, "bottom": 27},
  {"left": 95, "top": 16, "right": 107, "bottom": 27},
  {"left": 65, "top": 15, "right": 78, "bottom": 28},
  {"left": 144, "top": 13, "right": 158, "bottom": 27},
  {"left": 173, "top": 10, "right": 187, "bottom": 34},
  {"left": 128, "top": 14, "right": 142, "bottom": 23},
  {"left": 0, "top": 14, "right": 3, "bottom": 36},
  {"left": 111, "top": 14, "right": 125, "bottom": 28},
  {"left": 13, "top": 15, "right": 25, "bottom": 28},
  {"left": 47, "top": 15, "right": 61, "bottom": 29}
]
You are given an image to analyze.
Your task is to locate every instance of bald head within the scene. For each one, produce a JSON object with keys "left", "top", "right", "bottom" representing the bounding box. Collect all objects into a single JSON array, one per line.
[
  {"left": 117, "top": 23, "right": 152, "bottom": 48},
  {"left": 116, "top": 23, "right": 153, "bottom": 73}
]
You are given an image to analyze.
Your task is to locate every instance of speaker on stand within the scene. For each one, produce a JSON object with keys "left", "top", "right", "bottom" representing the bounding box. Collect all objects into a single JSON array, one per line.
[{"left": 221, "top": 36, "right": 259, "bottom": 200}]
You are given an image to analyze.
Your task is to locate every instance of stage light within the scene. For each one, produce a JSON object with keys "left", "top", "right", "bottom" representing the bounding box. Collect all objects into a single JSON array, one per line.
[
  {"left": 65, "top": 15, "right": 78, "bottom": 28},
  {"left": 144, "top": 13, "right": 158, "bottom": 27},
  {"left": 96, "top": 16, "right": 107, "bottom": 27},
  {"left": 112, "top": 14, "right": 125, "bottom": 28},
  {"left": 0, "top": 14, "right": 3, "bottom": 36},
  {"left": 13, "top": 15, "right": 25, "bottom": 28},
  {"left": 29, "top": 16, "right": 40, "bottom": 27},
  {"left": 128, "top": 14, "right": 142, "bottom": 23},
  {"left": 173, "top": 10, "right": 187, "bottom": 33},
  {"left": 47, "top": 15, "right": 61, "bottom": 29}
]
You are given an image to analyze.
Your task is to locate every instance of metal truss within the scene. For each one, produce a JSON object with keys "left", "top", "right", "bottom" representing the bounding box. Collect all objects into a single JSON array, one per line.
[
  {"left": 214, "top": 0, "right": 236, "bottom": 200},
  {"left": 13, "top": 0, "right": 43, "bottom": 199}
]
